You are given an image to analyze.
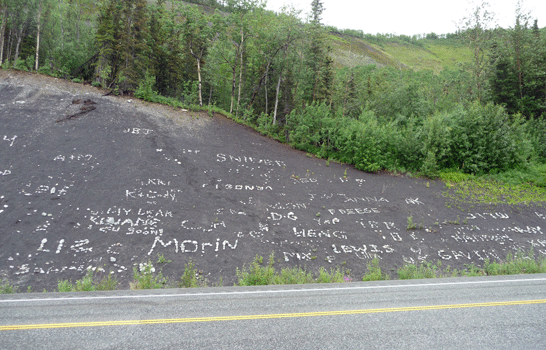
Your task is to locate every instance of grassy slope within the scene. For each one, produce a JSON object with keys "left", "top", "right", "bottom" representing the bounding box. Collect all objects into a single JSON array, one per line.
[{"left": 329, "top": 34, "right": 472, "bottom": 72}]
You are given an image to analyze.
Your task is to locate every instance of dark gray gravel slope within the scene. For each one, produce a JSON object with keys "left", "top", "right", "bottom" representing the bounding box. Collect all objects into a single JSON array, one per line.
[{"left": 1, "top": 71, "right": 545, "bottom": 290}]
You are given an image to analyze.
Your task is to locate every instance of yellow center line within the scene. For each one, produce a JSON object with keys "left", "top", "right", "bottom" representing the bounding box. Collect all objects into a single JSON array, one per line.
[{"left": 2, "top": 299, "right": 545, "bottom": 331}]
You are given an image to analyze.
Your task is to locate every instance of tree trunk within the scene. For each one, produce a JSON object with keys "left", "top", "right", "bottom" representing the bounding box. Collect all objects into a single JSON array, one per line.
[
  {"left": 208, "top": 82, "right": 213, "bottom": 106},
  {"left": 59, "top": 0, "right": 64, "bottom": 51},
  {"left": 273, "top": 71, "right": 282, "bottom": 125},
  {"left": 196, "top": 55, "right": 203, "bottom": 107},
  {"left": 0, "top": 9, "right": 6, "bottom": 65},
  {"left": 6, "top": 26, "right": 12, "bottom": 63},
  {"left": 230, "top": 62, "right": 236, "bottom": 114},
  {"left": 264, "top": 64, "right": 269, "bottom": 114},
  {"left": 35, "top": 0, "right": 43, "bottom": 71},
  {"left": 236, "top": 29, "right": 244, "bottom": 116},
  {"left": 14, "top": 23, "right": 23, "bottom": 64}
]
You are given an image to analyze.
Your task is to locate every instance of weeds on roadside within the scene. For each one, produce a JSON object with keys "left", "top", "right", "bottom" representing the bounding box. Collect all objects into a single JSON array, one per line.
[
  {"left": 484, "top": 249, "right": 546, "bottom": 275},
  {"left": 236, "top": 253, "right": 277, "bottom": 286},
  {"left": 398, "top": 261, "right": 442, "bottom": 279},
  {"left": 1, "top": 280, "right": 18, "bottom": 294},
  {"left": 8, "top": 248, "right": 546, "bottom": 294},
  {"left": 362, "top": 258, "right": 390, "bottom": 281},
  {"left": 130, "top": 261, "right": 166, "bottom": 290},
  {"left": 57, "top": 268, "right": 118, "bottom": 292},
  {"left": 179, "top": 260, "right": 200, "bottom": 288},
  {"left": 236, "top": 253, "right": 349, "bottom": 286},
  {"left": 316, "top": 267, "right": 346, "bottom": 283}
]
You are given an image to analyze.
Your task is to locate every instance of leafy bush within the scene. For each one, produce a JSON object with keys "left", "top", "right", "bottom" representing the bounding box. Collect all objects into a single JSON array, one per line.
[
  {"left": 288, "top": 101, "right": 333, "bottom": 151},
  {"left": 237, "top": 253, "right": 349, "bottom": 286},
  {"left": 484, "top": 250, "right": 546, "bottom": 275},
  {"left": 38, "top": 61, "right": 56, "bottom": 77},
  {"left": 130, "top": 262, "right": 166, "bottom": 289},
  {"left": 179, "top": 260, "right": 199, "bottom": 288},
  {"left": 57, "top": 268, "right": 118, "bottom": 292},
  {"left": 236, "top": 253, "right": 276, "bottom": 286},
  {"left": 362, "top": 258, "right": 390, "bottom": 281},
  {"left": 420, "top": 112, "right": 454, "bottom": 177},
  {"left": 134, "top": 70, "right": 157, "bottom": 101},
  {"left": 526, "top": 117, "right": 546, "bottom": 163},
  {"left": 449, "top": 102, "right": 520, "bottom": 174},
  {"left": 95, "top": 274, "right": 118, "bottom": 291},
  {"left": 315, "top": 267, "right": 346, "bottom": 283},
  {"left": 13, "top": 58, "right": 28, "bottom": 71},
  {"left": 1, "top": 280, "right": 18, "bottom": 294},
  {"left": 398, "top": 261, "right": 441, "bottom": 279},
  {"left": 332, "top": 111, "right": 401, "bottom": 172}
]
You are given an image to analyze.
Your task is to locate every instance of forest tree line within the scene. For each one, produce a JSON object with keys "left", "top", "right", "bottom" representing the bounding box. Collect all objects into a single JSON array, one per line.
[{"left": 1, "top": 0, "right": 545, "bottom": 178}]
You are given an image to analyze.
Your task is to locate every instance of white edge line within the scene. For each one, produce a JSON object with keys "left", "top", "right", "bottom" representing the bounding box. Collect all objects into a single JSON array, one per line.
[{"left": 1, "top": 277, "right": 546, "bottom": 304}]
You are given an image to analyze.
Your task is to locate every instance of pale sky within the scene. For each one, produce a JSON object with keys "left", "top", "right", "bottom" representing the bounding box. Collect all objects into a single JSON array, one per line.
[{"left": 265, "top": 0, "right": 546, "bottom": 36}]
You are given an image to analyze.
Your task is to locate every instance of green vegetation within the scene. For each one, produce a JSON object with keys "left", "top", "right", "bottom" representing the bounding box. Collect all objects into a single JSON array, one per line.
[
  {"left": 1, "top": 280, "right": 18, "bottom": 294},
  {"left": 484, "top": 250, "right": 546, "bottom": 275},
  {"left": 130, "top": 262, "right": 167, "bottom": 290},
  {"left": 157, "top": 253, "right": 172, "bottom": 264},
  {"left": 57, "top": 269, "right": 118, "bottom": 292},
  {"left": 362, "top": 258, "right": 390, "bottom": 281},
  {"left": 396, "top": 250, "right": 546, "bottom": 279},
  {"left": 441, "top": 166, "right": 546, "bottom": 205},
  {"left": 5, "top": 249, "right": 546, "bottom": 293},
  {"left": 179, "top": 259, "right": 202, "bottom": 288},
  {"left": 398, "top": 261, "right": 442, "bottom": 279},
  {"left": 406, "top": 216, "right": 416, "bottom": 230},
  {"left": 2, "top": 1, "right": 545, "bottom": 197},
  {"left": 236, "top": 253, "right": 347, "bottom": 286}
]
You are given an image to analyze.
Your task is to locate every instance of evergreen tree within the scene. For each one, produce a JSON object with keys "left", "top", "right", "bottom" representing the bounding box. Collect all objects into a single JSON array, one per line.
[
  {"left": 459, "top": 1, "right": 495, "bottom": 102},
  {"left": 302, "top": 0, "right": 333, "bottom": 104},
  {"left": 95, "top": 0, "right": 121, "bottom": 87}
]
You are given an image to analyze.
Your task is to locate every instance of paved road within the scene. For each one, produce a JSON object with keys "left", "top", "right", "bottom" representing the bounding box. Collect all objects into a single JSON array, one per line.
[{"left": 1, "top": 274, "right": 545, "bottom": 349}]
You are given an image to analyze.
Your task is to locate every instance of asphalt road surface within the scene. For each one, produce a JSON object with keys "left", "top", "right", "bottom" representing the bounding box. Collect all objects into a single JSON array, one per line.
[{"left": 1, "top": 274, "right": 545, "bottom": 349}]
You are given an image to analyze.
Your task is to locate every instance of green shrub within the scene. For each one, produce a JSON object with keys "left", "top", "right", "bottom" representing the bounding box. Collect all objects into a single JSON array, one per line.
[
  {"left": 57, "top": 279, "right": 75, "bottom": 292},
  {"left": 57, "top": 268, "right": 118, "bottom": 292},
  {"left": 449, "top": 102, "right": 521, "bottom": 174},
  {"left": 236, "top": 253, "right": 348, "bottom": 285},
  {"left": 274, "top": 267, "right": 315, "bottom": 284},
  {"left": 461, "top": 263, "right": 485, "bottom": 277},
  {"left": 420, "top": 112, "right": 454, "bottom": 176},
  {"left": 130, "top": 262, "right": 166, "bottom": 289},
  {"left": 526, "top": 117, "right": 546, "bottom": 163},
  {"left": 236, "top": 253, "right": 276, "bottom": 286},
  {"left": 74, "top": 269, "right": 95, "bottom": 291},
  {"left": 37, "top": 61, "right": 56, "bottom": 77},
  {"left": 398, "top": 261, "right": 441, "bottom": 279},
  {"left": 484, "top": 250, "right": 546, "bottom": 275},
  {"left": 134, "top": 70, "right": 157, "bottom": 101},
  {"left": 179, "top": 260, "right": 199, "bottom": 288},
  {"left": 315, "top": 267, "right": 346, "bottom": 283},
  {"left": 333, "top": 111, "right": 400, "bottom": 172},
  {"left": 1, "top": 280, "right": 18, "bottom": 294},
  {"left": 288, "top": 101, "right": 333, "bottom": 150},
  {"left": 14, "top": 58, "right": 28, "bottom": 71},
  {"left": 95, "top": 274, "right": 118, "bottom": 291},
  {"left": 362, "top": 258, "right": 390, "bottom": 281}
]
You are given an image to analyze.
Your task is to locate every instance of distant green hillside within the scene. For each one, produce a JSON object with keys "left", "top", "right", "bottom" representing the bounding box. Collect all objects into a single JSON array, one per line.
[{"left": 328, "top": 32, "right": 472, "bottom": 73}]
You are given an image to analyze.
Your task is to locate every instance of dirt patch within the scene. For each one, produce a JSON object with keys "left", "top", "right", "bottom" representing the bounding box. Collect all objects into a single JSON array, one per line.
[{"left": 1, "top": 70, "right": 545, "bottom": 290}]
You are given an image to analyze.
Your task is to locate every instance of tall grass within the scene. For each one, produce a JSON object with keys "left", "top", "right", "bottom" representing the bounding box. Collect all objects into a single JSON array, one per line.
[{"left": 236, "top": 253, "right": 347, "bottom": 286}]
